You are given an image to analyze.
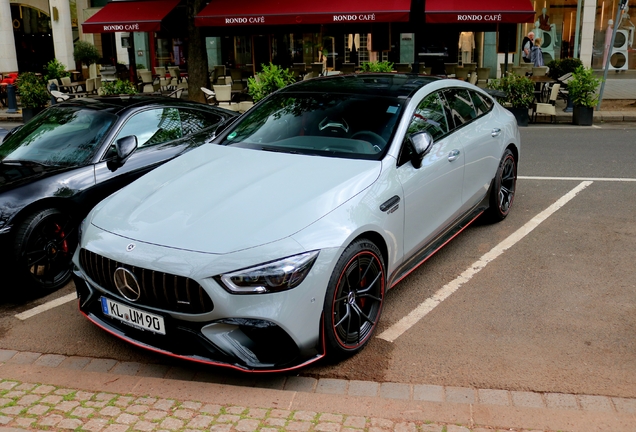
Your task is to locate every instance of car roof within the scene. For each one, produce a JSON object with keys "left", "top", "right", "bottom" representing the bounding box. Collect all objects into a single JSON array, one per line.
[
  {"left": 52, "top": 96, "right": 222, "bottom": 115},
  {"left": 282, "top": 73, "right": 441, "bottom": 98}
]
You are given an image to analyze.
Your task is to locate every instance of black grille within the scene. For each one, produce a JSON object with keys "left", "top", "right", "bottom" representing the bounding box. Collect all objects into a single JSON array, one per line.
[{"left": 79, "top": 249, "right": 214, "bottom": 314}]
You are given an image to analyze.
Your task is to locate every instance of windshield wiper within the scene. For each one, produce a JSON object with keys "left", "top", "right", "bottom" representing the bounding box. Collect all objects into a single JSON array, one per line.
[{"left": 261, "top": 147, "right": 299, "bottom": 154}]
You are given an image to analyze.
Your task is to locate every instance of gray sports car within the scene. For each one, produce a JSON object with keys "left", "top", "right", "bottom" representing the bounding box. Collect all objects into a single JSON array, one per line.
[{"left": 73, "top": 74, "right": 520, "bottom": 371}]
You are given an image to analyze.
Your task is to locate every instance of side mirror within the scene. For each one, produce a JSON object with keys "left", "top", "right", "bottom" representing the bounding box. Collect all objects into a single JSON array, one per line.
[
  {"left": 115, "top": 135, "right": 138, "bottom": 162},
  {"left": 409, "top": 132, "right": 434, "bottom": 169}
]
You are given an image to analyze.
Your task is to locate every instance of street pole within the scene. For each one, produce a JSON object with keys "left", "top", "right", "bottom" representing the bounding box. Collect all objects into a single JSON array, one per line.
[
  {"left": 573, "top": 0, "right": 582, "bottom": 58},
  {"left": 597, "top": 0, "right": 628, "bottom": 110},
  {"left": 412, "top": 0, "right": 425, "bottom": 74}
]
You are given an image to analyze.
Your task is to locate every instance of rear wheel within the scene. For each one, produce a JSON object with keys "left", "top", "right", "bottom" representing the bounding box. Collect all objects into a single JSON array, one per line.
[
  {"left": 13, "top": 208, "right": 76, "bottom": 293},
  {"left": 484, "top": 149, "right": 517, "bottom": 223},
  {"left": 323, "top": 239, "right": 385, "bottom": 359}
]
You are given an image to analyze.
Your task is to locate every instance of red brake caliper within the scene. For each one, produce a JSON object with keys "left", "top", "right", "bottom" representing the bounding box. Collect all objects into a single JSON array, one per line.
[{"left": 53, "top": 223, "right": 69, "bottom": 254}]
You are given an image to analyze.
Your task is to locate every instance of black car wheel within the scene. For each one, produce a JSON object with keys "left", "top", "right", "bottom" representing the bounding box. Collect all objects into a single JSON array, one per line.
[
  {"left": 13, "top": 208, "right": 76, "bottom": 293},
  {"left": 485, "top": 149, "right": 517, "bottom": 223},
  {"left": 323, "top": 239, "right": 385, "bottom": 358}
]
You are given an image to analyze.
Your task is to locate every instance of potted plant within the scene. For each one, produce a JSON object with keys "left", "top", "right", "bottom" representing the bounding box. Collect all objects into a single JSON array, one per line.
[
  {"left": 568, "top": 65, "right": 602, "bottom": 126},
  {"left": 488, "top": 72, "right": 534, "bottom": 126},
  {"left": 247, "top": 63, "right": 296, "bottom": 103},
  {"left": 73, "top": 40, "right": 100, "bottom": 79},
  {"left": 360, "top": 61, "right": 395, "bottom": 72},
  {"left": 43, "top": 59, "right": 70, "bottom": 88},
  {"left": 100, "top": 79, "right": 137, "bottom": 96},
  {"left": 16, "top": 72, "right": 50, "bottom": 123}
]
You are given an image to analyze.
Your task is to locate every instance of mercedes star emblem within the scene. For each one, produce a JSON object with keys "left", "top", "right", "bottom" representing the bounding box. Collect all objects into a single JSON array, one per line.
[{"left": 113, "top": 267, "right": 141, "bottom": 302}]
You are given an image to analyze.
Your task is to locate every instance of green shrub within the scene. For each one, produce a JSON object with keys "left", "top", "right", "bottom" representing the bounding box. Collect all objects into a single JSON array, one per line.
[
  {"left": 16, "top": 72, "right": 50, "bottom": 109},
  {"left": 101, "top": 79, "right": 137, "bottom": 96},
  {"left": 360, "top": 61, "right": 394, "bottom": 72},
  {"left": 44, "top": 59, "right": 70, "bottom": 82},
  {"left": 74, "top": 40, "right": 100, "bottom": 67},
  {"left": 247, "top": 63, "right": 296, "bottom": 103},
  {"left": 547, "top": 57, "right": 583, "bottom": 80},
  {"left": 568, "top": 66, "right": 602, "bottom": 108},
  {"left": 487, "top": 72, "right": 535, "bottom": 108}
]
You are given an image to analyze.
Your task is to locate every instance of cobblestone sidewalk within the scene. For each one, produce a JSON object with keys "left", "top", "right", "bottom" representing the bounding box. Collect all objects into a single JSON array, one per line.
[{"left": 0, "top": 379, "right": 479, "bottom": 432}]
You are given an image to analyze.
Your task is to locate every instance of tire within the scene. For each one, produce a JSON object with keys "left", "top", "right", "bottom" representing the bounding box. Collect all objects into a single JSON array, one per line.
[
  {"left": 484, "top": 149, "right": 517, "bottom": 223},
  {"left": 323, "top": 239, "right": 386, "bottom": 359},
  {"left": 13, "top": 208, "right": 76, "bottom": 293}
]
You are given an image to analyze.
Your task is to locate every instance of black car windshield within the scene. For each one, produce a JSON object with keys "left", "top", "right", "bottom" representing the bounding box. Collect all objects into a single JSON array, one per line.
[
  {"left": 220, "top": 92, "right": 405, "bottom": 160},
  {"left": 0, "top": 107, "right": 116, "bottom": 167}
]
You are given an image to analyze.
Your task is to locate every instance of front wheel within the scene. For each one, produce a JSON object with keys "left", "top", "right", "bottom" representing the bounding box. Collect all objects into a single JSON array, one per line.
[
  {"left": 323, "top": 239, "right": 385, "bottom": 359},
  {"left": 13, "top": 208, "right": 76, "bottom": 294},
  {"left": 484, "top": 149, "right": 517, "bottom": 223}
]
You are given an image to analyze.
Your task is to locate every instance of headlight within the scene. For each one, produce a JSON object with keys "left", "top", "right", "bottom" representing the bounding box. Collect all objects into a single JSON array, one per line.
[{"left": 215, "top": 251, "right": 319, "bottom": 294}]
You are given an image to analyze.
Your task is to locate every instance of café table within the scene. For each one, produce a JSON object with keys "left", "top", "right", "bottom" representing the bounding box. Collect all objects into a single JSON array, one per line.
[{"left": 529, "top": 75, "right": 556, "bottom": 103}]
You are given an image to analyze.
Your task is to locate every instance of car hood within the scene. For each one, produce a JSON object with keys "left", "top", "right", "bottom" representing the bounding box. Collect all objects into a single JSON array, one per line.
[{"left": 92, "top": 144, "right": 381, "bottom": 254}]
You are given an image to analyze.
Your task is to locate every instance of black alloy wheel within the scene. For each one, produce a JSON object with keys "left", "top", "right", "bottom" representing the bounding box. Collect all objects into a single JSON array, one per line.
[
  {"left": 485, "top": 149, "right": 517, "bottom": 222},
  {"left": 324, "top": 239, "right": 385, "bottom": 358},
  {"left": 13, "top": 208, "right": 76, "bottom": 293}
]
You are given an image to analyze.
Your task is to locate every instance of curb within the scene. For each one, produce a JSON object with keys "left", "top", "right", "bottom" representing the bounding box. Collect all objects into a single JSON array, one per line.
[{"left": 0, "top": 350, "right": 635, "bottom": 431}]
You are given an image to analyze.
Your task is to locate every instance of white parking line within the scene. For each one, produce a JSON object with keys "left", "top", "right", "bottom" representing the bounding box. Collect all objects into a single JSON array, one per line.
[
  {"left": 377, "top": 181, "right": 593, "bottom": 343},
  {"left": 15, "top": 293, "right": 77, "bottom": 321},
  {"left": 519, "top": 176, "right": 636, "bottom": 182}
]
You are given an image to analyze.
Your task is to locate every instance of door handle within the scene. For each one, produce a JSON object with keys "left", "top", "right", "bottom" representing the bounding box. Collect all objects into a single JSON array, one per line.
[
  {"left": 491, "top": 128, "right": 502, "bottom": 137},
  {"left": 448, "top": 149, "right": 460, "bottom": 162}
]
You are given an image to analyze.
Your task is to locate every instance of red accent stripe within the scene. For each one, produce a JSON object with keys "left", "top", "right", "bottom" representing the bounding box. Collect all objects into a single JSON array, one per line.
[
  {"left": 79, "top": 309, "right": 325, "bottom": 373},
  {"left": 391, "top": 211, "right": 483, "bottom": 288}
]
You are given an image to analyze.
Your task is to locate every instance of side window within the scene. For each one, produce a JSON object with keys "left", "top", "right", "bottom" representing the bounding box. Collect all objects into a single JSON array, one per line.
[
  {"left": 469, "top": 90, "right": 494, "bottom": 116},
  {"left": 407, "top": 93, "right": 450, "bottom": 140},
  {"left": 180, "top": 109, "right": 224, "bottom": 136},
  {"left": 443, "top": 89, "right": 477, "bottom": 127},
  {"left": 398, "top": 92, "right": 450, "bottom": 166},
  {"left": 113, "top": 108, "right": 183, "bottom": 149}
]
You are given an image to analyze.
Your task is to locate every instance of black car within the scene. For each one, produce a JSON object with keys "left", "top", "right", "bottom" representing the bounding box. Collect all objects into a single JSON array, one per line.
[{"left": 0, "top": 96, "right": 237, "bottom": 295}]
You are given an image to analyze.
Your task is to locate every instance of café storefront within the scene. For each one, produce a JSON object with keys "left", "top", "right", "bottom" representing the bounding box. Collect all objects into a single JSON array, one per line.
[
  {"left": 81, "top": 0, "right": 186, "bottom": 78},
  {"left": 194, "top": 0, "right": 535, "bottom": 76}
]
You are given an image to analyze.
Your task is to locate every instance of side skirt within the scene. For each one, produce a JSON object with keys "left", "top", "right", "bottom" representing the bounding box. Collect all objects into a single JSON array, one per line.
[{"left": 388, "top": 189, "right": 492, "bottom": 289}]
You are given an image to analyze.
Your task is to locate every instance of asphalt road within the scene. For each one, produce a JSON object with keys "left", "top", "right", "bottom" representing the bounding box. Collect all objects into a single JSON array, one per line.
[{"left": 1, "top": 123, "right": 635, "bottom": 399}]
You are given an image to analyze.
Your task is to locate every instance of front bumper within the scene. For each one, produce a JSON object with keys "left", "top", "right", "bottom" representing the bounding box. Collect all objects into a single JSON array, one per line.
[{"left": 74, "top": 270, "right": 326, "bottom": 371}]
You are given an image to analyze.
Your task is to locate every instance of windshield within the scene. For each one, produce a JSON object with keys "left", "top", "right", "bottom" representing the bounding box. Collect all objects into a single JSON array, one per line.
[
  {"left": 0, "top": 106, "right": 117, "bottom": 167},
  {"left": 220, "top": 92, "right": 405, "bottom": 160}
]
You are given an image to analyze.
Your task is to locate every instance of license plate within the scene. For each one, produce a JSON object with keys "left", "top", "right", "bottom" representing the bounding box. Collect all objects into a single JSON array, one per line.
[{"left": 100, "top": 297, "right": 166, "bottom": 335}]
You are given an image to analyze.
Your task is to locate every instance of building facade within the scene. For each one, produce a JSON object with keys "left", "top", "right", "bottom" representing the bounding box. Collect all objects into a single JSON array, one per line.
[{"left": 1, "top": 0, "right": 634, "bottom": 78}]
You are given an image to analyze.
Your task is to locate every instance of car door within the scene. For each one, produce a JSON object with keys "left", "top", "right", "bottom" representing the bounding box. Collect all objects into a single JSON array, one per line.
[
  {"left": 396, "top": 91, "right": 465, "bottom": 260},
  {"left": 462, "top": 90, "right": 503, "bottom": 208},
  {"left": 442, "top": 88, "right": 502, "bottom": 210}
]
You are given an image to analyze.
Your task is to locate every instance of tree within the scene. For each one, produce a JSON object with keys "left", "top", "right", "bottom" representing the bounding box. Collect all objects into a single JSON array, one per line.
[
  {"left": 185, "top": 0, "right": 208, "bottom": 103},
  {"left": 73, "top": 41, "right": 100, "bottom": 67}
]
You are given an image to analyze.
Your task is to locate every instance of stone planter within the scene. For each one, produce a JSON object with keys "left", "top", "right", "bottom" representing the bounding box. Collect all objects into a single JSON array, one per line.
[
  {"left": 22, "top": 107, "right": 45, "bottom": 123},
  {"left": 572, "top": 106, "right": 594, "bottom": 126},
  {"left": 507, "top": 107, "right": 530, "bottom": 127}
]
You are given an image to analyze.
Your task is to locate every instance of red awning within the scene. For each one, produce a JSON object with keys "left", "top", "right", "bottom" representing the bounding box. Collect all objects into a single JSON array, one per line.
[
  {"left": 425, "top": 0, "right": 535, "bottom": 24},
  {"left": 82, "top": 0, "right": 180, "bottom": 33},
  {"left": 195, "top": 0, "right": 411, "bottom": 27}
]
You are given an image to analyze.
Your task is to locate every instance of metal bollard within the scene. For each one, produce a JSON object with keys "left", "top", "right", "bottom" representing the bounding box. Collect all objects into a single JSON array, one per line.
[
  {"left": 6, "top": 84, "right": 18, "bottom": 113},
  {"left": 50, "top": 82, "right": 58, "bottom": 105}
]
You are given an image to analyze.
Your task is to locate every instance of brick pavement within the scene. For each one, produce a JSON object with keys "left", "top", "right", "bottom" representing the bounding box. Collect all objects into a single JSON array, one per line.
[{"left": 0, "top": 349, "right": 635, "bottom": 431}]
